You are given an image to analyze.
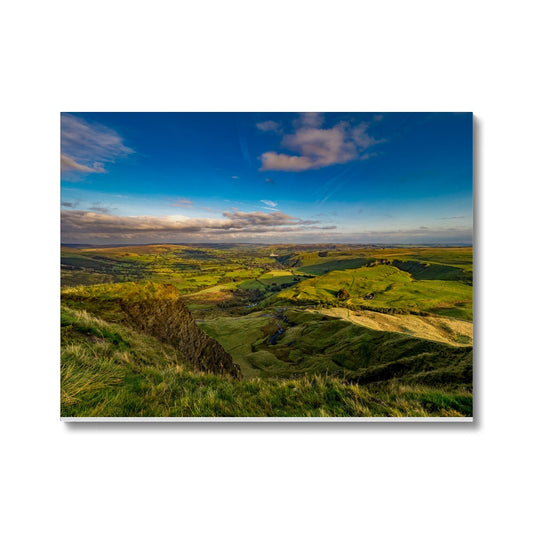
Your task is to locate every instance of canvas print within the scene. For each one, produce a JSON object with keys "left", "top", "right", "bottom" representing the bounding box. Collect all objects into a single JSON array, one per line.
[{"left": 60, "top": 112, "right": 473, "bottom": 420}]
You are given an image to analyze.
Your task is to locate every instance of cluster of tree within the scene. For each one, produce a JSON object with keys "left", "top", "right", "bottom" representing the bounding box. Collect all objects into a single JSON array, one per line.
[
  {"left": 336, "top": 288, "right": 350, "bottom": 300},
  {"left": 366, "top": 258, "right": 391, "bottom": 267}
]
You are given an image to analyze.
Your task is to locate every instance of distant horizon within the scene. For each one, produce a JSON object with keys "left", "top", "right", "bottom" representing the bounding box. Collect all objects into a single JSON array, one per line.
[
  {"left": 61, "top": 242, "right": 473, "bottom": 248},
  {"left": 61, "top": 112, "right": 473, "bottom": 245}
]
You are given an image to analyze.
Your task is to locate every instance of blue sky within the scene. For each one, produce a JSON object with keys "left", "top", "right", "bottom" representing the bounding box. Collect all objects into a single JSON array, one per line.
[{"left": 61, "top": 112, "right": 472, "bottom": 244}]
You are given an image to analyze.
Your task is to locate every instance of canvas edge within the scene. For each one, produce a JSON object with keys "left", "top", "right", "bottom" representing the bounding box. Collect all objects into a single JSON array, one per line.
[{"left": 61, "top": 416, "right": 474, "bottom": 423}]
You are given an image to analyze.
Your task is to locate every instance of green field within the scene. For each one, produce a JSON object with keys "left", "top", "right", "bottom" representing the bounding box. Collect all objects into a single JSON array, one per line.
[
  {"left": 198, "top": 308, "right": 472, "bottom": 384},
  {"left": 61, "top": 244, "right": 473, "bottom": 417},
  {"left": 275, "top": 265, "right": 472, "bottom": 320}
]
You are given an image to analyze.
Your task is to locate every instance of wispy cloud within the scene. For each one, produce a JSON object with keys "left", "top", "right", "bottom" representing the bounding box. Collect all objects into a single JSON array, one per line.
[
  {"left": 336, "top": 226, "right": 473, "bottom": 244},
  {"left": 260, "top": 199, "right": 278, "bottom": 208},
  {"left": 292, "top": 112, "right": 324, "bottom": 129},
  {"left": 172, "top": 197, "right": 194, "bottom": 209},
  {"left": 256, "top": 120, "right": 282, "bottom": 133},
  {"left": 275, "top": 226, "right": 472, "bottom": 245},
  {"left": 88, "top": 205, "right": 113, "bottom": 214},
  {"left": 231, "top": 175, "right": 240, "bottom": 179},
  {"left": 61, "top": 154, "right": 105, "bottom": 175},
  {"left": 61, "top": 114, "right": 133, "bottom": 180},
  {"left": 61, "top": 201, "right": 79, "bottom": 208},
  {"left": 260, "top": 113, "right": 383, "bottom": 172}
]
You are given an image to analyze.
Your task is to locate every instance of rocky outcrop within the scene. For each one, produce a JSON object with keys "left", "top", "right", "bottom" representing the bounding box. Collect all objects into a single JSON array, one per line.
[{"left": 116, "top": 285, "right": 241, "bottom": 378}]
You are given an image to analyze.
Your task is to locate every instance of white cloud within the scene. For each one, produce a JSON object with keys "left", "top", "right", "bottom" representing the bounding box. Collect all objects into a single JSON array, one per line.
[
  {"left": 260, "top": 113, "right": 383, "bottom": 171},
  {"left": 61, "top": 114, "right": 133, "bottom": 178},
  {"left": 260, "top": 199, "right": 278, "bottom": 208}
]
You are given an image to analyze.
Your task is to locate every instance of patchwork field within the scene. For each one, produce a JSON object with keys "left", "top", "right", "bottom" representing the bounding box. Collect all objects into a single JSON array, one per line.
[
  {"left": 61, "top": 244, "right": 473, "bottom": 417},
  {"left": 275, "top": 265, "right": 472, "bottom": 320}
]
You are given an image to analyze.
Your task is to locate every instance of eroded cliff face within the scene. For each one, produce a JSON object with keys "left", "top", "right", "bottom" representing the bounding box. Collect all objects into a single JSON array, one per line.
[
  {"left": 119, "top": 293, "right": 241, "bottom": 378},
  {"left": 61, "top": 282, "right": 241, "bottom": 378}
]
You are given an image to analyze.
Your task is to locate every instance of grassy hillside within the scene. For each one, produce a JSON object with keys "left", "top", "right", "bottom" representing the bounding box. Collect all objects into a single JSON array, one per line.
[
  {"left": 61, "top": 305, "right": 472, "bottom": 417},
  {"left": 278, "top": 246, "right": 472, "bottom": 274},
  {"left": 62, "top": 282, "right": 240, "bottom": 377},
  {"left": 198, "top": 309, "right": 472, "bottom": 387},
  {"left": 312, "top": 307, "right": 472, "bottom": 346},
  {"left": 60, "top": 245, "right": 473, "bottom": 418},
  {"left": 275, "top": 265, "right": 472, "bottom": 320}
]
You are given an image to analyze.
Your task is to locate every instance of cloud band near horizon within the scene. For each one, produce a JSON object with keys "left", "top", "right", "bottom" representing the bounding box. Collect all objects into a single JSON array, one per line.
[
  {"left": 61, "top": 209, "right": 336, "bottom": 242},
  {"left": 61, "top": 208, "right": 470, "bottom": 245}
]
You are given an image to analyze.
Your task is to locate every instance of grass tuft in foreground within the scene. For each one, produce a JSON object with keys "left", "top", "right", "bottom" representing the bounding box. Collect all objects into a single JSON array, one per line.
[{"left": 61, "top": 305, "right": 472, "bottom": 417}]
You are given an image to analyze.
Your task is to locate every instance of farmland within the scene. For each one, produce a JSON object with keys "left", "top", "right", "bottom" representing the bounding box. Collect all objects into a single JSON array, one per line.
[{"left": 61, "top": 243, "right": 473, "bottom": 417}]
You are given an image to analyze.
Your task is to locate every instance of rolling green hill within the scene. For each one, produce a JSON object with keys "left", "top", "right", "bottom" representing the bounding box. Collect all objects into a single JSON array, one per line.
[
  {"left": 198, "top": 308, "right": 472, "bottom": 386},
  {"left": 275, "top": 265, "right": 472, "bottom": 320},
  {"left": 60, "top": 245, "right": 473, "bottom": 418},
  {"left": 61, "top": 302, "right": 472, "bottom": 417}
]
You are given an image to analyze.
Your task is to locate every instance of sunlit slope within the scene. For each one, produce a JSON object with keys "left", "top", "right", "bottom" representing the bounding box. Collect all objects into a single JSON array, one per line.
[
  {"left": 278, "top": 246, "right": 473, "bottom": 282},
  {"left": 275, "top": 265, "right": 472, "bottom": 320},
  {"left": 61, "top": 243, "right": 277, "bottom": 288},
  {"left": 61, "top": 305, "right": 471, "bottom": 417},
  {"left": 198, "top": 309, "right": 472, "bottom": 386},
  {"left": 183, "top": 269, "right": 302, "bottom": 306},
  {"left": 311, "top": 308, "right": 472, "bottom": 346}
]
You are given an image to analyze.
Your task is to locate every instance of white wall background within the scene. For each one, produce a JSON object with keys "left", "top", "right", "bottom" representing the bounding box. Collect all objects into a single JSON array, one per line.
[{"left": 2, "top": 1, "right": 531, "bottom": 532}]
